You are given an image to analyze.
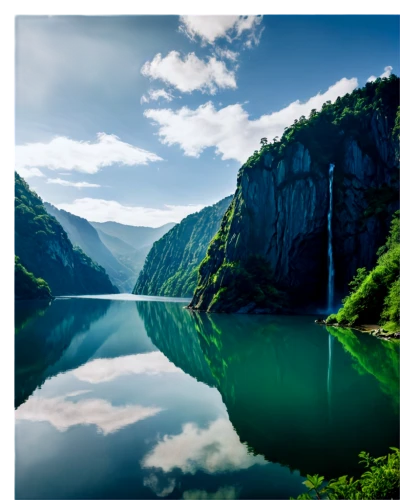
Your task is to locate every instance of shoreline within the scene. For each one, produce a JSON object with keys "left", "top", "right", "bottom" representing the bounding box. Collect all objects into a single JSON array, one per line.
[{"left": 315, "top": 320, "right": 400, "bottom": 340}]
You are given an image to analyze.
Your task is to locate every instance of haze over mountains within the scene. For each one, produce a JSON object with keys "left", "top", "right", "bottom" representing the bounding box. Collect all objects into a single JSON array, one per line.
[{"left": 45, "top": 205, "right": 176, "bottom": 292}]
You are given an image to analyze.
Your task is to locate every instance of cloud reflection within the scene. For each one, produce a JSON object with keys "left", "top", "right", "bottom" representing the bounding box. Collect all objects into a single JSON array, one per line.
[
  {"left": 142, "top": 418, "right": 266, "bottom": 474},
  {"left": 72, "top": 352, "right": 182, "bottom": 384},
  {"left": 183, "top": 486, "right": 239, "bottom": 499},
  {"left": 16, "top": 392, "right": 162, "bottom": 435}
]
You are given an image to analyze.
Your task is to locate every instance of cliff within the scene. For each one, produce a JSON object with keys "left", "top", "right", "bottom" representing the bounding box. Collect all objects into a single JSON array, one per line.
[
  {"left": 15, "top": 256, "right": 52, "bottom": 301},
  {"left": 133, "top": 196, "right": 233, "bottom": 297},
  {"left": 190, "top": 76, "right": 399, "bottom": 313},
  {"left": 15, "top": 173, "right": 118, "bottom": 296},
  {"left": 44, "top": 203, "right": 133, "bottom": 292}
]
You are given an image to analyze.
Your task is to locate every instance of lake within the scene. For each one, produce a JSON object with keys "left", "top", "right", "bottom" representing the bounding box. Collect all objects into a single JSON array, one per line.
[{"left": 15, "top": 296, "right": 399, "bottom": 499}]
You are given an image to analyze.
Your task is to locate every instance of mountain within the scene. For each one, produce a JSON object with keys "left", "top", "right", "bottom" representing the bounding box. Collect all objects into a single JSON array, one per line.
[
  {"left": 95, "top": 228, "right": 137, "bottom": 257},
  {"left": 133, "top": 196, "right": 233, "bottom": 297},
  {"left": 91, "top": 220, "right": 176, "bottom": 290},
  {"left": 90, "top": 221, "right": 175, "bottom": 249},
  {"left": 15, "top": 173, "right": 118, "bottom": 296},
  {"left": 44, "top": 203, "right": 133, "bottom": 292},
  {"left": 15, "top": 256, "right": 52, "bottom": 301},
  {"left": 327, "top": 211, "right": 399, "bottom": 333},
  {"left": 189, "top": 76, "right": 399, "bottom": 313}
]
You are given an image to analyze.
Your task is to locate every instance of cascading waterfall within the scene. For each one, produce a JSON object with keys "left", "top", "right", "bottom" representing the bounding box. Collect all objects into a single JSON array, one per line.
[{"left": 327, "top": 163, "right": 335, "bottom": 311}]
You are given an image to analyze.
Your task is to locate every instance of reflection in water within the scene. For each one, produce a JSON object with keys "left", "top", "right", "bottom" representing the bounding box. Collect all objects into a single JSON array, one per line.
[
  {"left": 142, "top": 418, "right": 266, "bottom": 474},
  {"left": 72, "top": 351, "right": 182, "bottom": 384},
  {"left": 15, "top": 298, "right": 399, "bottom": 499},
  {"left": 327, "top": 334, "right": 333, "bottom": 421},
  {"left": 138, "top": 302, "right": 399, "bottom": 479},
  {"left": 16, "top": 391, "right": 162, "bottom": 435}
]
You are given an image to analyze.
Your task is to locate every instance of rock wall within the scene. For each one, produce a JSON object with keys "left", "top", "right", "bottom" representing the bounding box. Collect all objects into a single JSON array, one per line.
[{"left": 190, "top": 78, "right": 399, "bottom": 313}]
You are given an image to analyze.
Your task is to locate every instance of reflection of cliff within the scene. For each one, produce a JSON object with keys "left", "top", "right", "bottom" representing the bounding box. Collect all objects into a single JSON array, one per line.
[
  {"left": 136, "top": 301, "right": 215, "bottom": 387},
  {"left": 139, "top": 303, "right": 399, "bottom": 479},
  {"left": 15, "top": 299, "right": 111, "bottom": 408},
  {"left": 15, "top": 300, "right": 51, "bottom": 335},
  {"left": 326, "top": 326, "right": 399, "bottom": 408}
]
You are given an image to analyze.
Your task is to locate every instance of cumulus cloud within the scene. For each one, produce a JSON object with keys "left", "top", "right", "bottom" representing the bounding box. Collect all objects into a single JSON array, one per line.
[
  {"left": 367, "top": 65, "right": 393, "bottom": 83},
  {"left": 16, "top": 393, "right": 162, "bottom": 435},
  {"left": 72, "top": 352, "right": 182, "bottom": 384},
  {"left": 141, "top": 51, "right": 236, "bottom": 94},
  {"left": 56, "top": 198, "right": 205, "bottom": 227},
  {"left": 46, "top": 178, "right": 101, "bottom": 188},
  {"left": 141, "top": 89, "right": 174, "bottom": 104},
  {"left": 16, "top": 133, "right": 162, "bottom": 178},
  {"left": 179, "top": 16, "right": 263, "bottom": 47},
  {"left": 17, "top": 166, "right": 45, "bottom": 179},
  {"left": 144, "top": 76, "right": 358, "bottom": 163},
  {"left": 142, "top": 418, "right": 266, "bottom": 474}
]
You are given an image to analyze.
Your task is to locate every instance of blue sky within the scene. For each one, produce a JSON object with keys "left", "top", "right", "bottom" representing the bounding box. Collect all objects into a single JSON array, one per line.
[{"left": 15, "top": 15, "right": 399, "bottom": 226}]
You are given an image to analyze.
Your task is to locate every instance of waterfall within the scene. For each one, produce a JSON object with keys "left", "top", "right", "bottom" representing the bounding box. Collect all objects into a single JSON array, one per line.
[{"left": 327, "top": 164, "right": 335, "bottom": 311}]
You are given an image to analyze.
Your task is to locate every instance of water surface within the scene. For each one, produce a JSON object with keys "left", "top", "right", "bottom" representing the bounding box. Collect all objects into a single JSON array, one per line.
[{"left": 15, "top": 297, "right": 399, "bottom": 499}]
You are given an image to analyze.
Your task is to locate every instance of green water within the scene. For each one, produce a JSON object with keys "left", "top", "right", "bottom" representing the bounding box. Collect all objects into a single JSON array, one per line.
[{"left": 15, "top": 296, "right": 399, "bottom": 499}]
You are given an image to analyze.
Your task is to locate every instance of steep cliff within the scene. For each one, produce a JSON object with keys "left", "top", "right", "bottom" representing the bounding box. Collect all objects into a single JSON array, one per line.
[
  {"left": 15, "top": 256, "right": 52, "bottom": 301},
  {"left": 44, "top": 203, "right": 133, "bottom": 292},
  {"left": 190, "top": 76, "right": 399, "bottom": 313},
  {"left": 15, "top": 173, "right": 118, "bottom": 296},
  {"left": 133, "top": 196, "right": 233, "bottom": 297}
]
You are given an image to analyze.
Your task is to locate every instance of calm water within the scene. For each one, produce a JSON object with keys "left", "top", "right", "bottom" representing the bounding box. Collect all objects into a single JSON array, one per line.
[{"left": 15, "top": 297, "right": 399, "bottom": 499}]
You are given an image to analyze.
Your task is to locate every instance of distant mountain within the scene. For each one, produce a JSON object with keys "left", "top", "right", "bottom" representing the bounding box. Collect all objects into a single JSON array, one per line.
[
  {"left": 90, "top": 221, "right": 176, "bottom": 249},
  {"left": 44, "top": 203, "right": 133, "bottom": 292},
  {"left": 133, "top": 196, "right": 233, "bottom": 297},
  {"left": 15, "top": 173, "right": 117, "bottom": 296},
  {"left": 91, "top": 221, "right": 176, "bottom": 290},
  {"left": 95, "top": 228, "right": 137, "bottom": 256}
]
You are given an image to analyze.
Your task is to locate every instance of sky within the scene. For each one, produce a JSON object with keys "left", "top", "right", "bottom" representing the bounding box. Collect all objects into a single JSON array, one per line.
[{"left": 15, "top": 15, "right": 399, "bottom": 227}]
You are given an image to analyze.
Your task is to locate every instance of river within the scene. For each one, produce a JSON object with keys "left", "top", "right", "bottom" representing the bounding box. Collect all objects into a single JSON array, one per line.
[{"left": 15, "top": 295, "right": 399, "bottom": 499}]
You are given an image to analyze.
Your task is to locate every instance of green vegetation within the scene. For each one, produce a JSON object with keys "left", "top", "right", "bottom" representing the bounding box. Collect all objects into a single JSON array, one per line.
[
  {"left": 206, "top": 255, "right": 286, "bottom": 313},
  {"left": 134, "top": 196, "right": 232, "bottom": 297},
  {"left": 44, "top": 203, "right": 136, "bottom": 292},
  {"left": 15, "top": 173, "right": 117, "bottom": 296},
  {"left": 248, "top": 75, "right": 399, "bottom": 176},
  {"left": 192, "top": 76, "right": 399, "bottom": 313},
  {"left": 293, "top": 448, "right": 399, "bottom": 499},
  {"left": 15, "top": 256, "right": 52, "bottom": 301},
  {"left": 327, "top": 211, "right": 399, "bottom": 333}
]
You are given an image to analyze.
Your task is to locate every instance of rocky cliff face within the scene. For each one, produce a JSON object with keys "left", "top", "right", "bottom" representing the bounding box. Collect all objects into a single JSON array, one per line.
[
  {"left": 190, "top": 76, "right": 399, "bottom": 313},
  {"left": 134, "top": 196, "right": 233, "bottom": 297}
]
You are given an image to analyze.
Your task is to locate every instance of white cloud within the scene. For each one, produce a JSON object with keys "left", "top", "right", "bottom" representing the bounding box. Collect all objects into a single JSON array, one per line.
[
  {"left": 215, "top": 48, "right": 239, "bottom": 62},
  {"left": 141, "top": 89, "right": 174, "bottom": 104},
  {"left": 47, "top": 178, "right": 101, "bottom": 188},
  {"left": 142, "top": 418, "right": 266, "bottom": 474},
  {"left": 17, "top": 166, "right": 45, "bottom": 179},
  {"left": 72, "top": 352, "right": 182, "bottom": 384},
  {"left": 144, "top": 76, "right": 359, "bottom": 163},
  {"left": 143, "top": 474, "right": 176, "bottom": 498},
  {"left": 183, "top": 487, "right": 239, "bottom": 500},
  {"left": 16, "top": 393, "right": 162, "bottom": 435},
  {"left": 141, "top": 51, "right": 236, "bottom": 94},
  {"left": 56, "top": 198, "right": 205, "bottom": 227},
  {"left": 367, "top": 65, "right": 393, "bottom": 82},
  {"left": 16, "top": 133, "right": 162, "bottom": 177},
  {"left": 179, "top": 16, "right": 263, "bottom": 47}
]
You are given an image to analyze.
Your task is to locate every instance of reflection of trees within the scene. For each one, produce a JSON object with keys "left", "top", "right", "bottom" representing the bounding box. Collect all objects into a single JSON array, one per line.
[
  {"left": 15, "top": 299, "right": 111, "bottom": 408},
  {"left": 139, "top": 303, "right": 399, "bottom": 479},
  {"left": 15, "top": 300, "right": 51, "bottom": 335},
  {"left": 326, "top": 326, "right": 399, "bottom": 409}
]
